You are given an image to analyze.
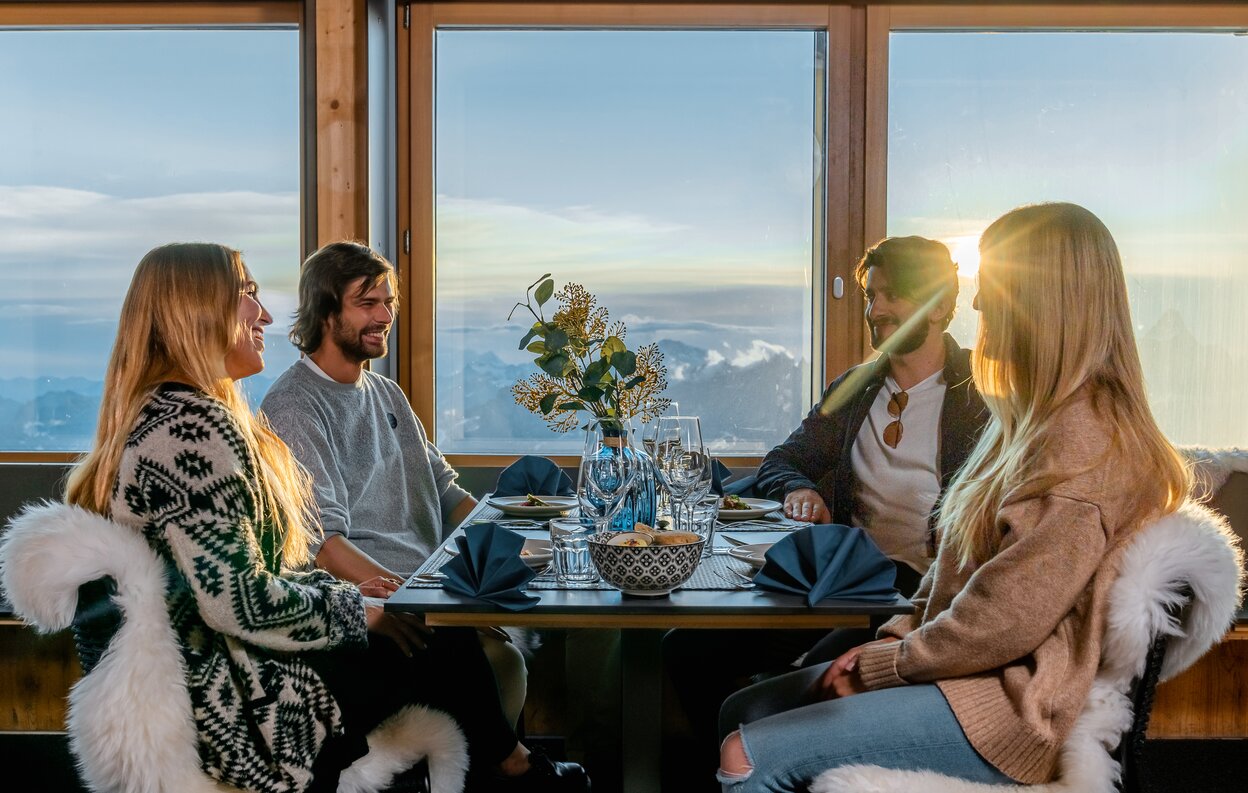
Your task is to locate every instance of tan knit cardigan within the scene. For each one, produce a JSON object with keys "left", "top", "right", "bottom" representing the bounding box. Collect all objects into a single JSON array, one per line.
[{"left": 857, "top": 393, "right": 1159, "bottom": 784}]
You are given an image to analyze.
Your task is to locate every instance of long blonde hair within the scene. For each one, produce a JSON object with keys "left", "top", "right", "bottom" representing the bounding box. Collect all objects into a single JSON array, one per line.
[
  {"left": 66, "top": 243, "right": 318, "bottom": 566},
  {"left": 938, "top": 203, "right": 1189, "bottom": 568}
]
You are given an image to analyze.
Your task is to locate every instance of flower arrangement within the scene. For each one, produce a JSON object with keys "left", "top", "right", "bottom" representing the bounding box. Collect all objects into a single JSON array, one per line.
[{"left": 509, "top": 274, "right": 670, "bottom": 433}]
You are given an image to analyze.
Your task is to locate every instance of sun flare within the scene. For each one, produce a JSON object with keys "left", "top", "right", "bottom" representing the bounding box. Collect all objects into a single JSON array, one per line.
[{"left": 944, "top": 234, "right": 983, "bottom": 279}]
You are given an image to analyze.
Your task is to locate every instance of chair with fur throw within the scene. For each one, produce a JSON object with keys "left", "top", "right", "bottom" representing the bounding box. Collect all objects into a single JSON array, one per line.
[
  {"left": 811, "top": 501, "right": 1244, "bottom": 793},
  {"left": 0, "top": 502, "right": 469, "bottom": 793}
]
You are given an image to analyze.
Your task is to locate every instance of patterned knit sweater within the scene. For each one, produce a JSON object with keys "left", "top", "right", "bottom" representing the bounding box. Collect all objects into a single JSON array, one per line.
[{"left": 109, "top": 384, "right": 368, "bottom": 792}]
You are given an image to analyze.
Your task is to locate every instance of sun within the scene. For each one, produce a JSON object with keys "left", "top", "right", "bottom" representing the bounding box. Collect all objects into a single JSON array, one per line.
[{"left": 943, "top": 234, "right": 982, "bottom": 278}]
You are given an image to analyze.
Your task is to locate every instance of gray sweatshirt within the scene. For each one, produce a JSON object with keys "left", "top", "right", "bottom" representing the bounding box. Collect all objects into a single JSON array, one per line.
[{"left": 260, "top": 361, "right": 470, "bottom": 575}]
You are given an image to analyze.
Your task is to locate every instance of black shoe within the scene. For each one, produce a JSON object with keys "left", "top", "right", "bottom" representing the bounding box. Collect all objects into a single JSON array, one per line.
[{"left": 492, "top": 747, "right": 591, "bottom": 793}]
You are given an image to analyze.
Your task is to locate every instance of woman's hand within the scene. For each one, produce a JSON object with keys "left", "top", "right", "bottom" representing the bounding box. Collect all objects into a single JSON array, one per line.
[
  {"left": 364, "top": 600, "right": 432, "bottom": 656},
  {"left": 358, "top": 575, "right": 403, "bottom": 599},
  {"left": 814, "top": 638, "right": 899, "bottom": 700},
  {"left": 784, "top": 488, "right": 830, "bottom": 523}
]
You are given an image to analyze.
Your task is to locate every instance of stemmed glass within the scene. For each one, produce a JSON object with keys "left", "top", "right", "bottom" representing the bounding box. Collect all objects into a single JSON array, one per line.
[
  {"left": 653, "top": 416, "right": 713, "bottom": 535},
  {"left": 577, "top": 418, "right": 639, "bottom": 534},
  {"left": 637, "top": 401, "right": 678, "bottom": 522}
]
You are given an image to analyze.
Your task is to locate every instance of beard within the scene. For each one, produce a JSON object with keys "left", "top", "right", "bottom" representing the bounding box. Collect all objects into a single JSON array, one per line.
[
  {"left": 331, "top": 317, "right": 388, "bottom": 363},
  {"left": 870, "top": 314, "right": 931, "bottom": 355}
]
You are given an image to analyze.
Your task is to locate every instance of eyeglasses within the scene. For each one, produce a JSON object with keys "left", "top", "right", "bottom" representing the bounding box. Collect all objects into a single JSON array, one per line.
[{"left": 883, "top": 390, "right": 908, "bottom": 449}]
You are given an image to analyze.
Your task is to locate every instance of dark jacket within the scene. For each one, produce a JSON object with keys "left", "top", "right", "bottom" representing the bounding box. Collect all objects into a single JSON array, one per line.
[{"left": 756, "top": 333, "right": 988, "bottom": 555}]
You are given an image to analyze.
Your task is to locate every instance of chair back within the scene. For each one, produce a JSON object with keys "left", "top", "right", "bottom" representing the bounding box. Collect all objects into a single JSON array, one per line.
[{"left": 1, "top": 501, "right": 233, "bottom": 792}]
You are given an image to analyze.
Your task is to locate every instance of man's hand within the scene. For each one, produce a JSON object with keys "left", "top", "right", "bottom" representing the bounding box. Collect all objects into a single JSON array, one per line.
[
  {"left": 358, "top": 575, "right": 402, "bottom": 599},
  {"left": 784, "top": 488, "right": 830, "bottom": 523},
  {"left": 813, "top": 638, "right": 899, "bottom": 701},
  {"left": 364, "top": 600, "right": 433, "bottom": 656}
]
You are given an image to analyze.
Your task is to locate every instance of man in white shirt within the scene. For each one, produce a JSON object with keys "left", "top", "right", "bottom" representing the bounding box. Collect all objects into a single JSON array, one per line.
[{"left": 665, "top": 237, "right": 988, "bottom": 792}]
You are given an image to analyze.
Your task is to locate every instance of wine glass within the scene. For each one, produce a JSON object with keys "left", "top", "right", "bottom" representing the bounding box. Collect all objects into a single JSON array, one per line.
[
  {"left": 653, "top": 416, "right": 711, "bottom": 534},
  {"left": 577, "top": 418, "right": 639, "bottom": 533}
]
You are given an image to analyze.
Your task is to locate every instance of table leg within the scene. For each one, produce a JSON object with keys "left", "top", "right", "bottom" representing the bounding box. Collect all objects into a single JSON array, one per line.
[{"left": 620, "top": 628, "right": 663, "bottom": 793}]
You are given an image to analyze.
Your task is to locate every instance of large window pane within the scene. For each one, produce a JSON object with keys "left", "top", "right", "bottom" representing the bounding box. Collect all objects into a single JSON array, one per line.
[
  {"left": 888, "top": 31, "right": 1248, "bottom": 446},
  {"left": 435, "top": 30, "right": 822, "bottom": 454},
  {"left": 0, "top": 28, "right": 300, "bottom": 451}
]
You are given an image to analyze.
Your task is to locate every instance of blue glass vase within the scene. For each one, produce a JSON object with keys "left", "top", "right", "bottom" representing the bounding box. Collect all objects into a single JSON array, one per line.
[{"left": 611, "top": 442, "right": 657, "bottom": 532}]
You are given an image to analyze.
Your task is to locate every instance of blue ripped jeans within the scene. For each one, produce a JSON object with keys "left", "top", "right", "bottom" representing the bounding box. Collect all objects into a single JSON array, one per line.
[{"left": 717, "top": 664, "right": 1014, "bottom": 792}]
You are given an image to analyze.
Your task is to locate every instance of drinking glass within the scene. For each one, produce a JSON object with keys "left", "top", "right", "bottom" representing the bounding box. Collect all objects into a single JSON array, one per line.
[
  {"left": 689, "top": 495, "right": 720, "bottom": 557},
  {"left": 653, "top": 416, "right": 712, "bottom": 534},
  {"left": 634, "top": 404, "right": 677, "bottom": 525},
  {"left": 549, "top": 517, "right": 599, "bottom": 586},
  {"left": 577, "top": 417, "right": 639, "bottom": 534}
]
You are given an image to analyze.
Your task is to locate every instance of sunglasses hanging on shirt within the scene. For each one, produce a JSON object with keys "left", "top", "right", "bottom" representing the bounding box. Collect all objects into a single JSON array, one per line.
[{"left": 883, "top": 390, "right": 908, "bottom": 449}]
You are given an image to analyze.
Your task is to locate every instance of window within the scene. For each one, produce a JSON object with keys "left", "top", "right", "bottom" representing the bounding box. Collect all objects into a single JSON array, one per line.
[
  {"left": 0, "top": 25, "right": 301, "bottom": 452},
  {"left": 433, "top": 29, "right": 825, "bottom": 455},
  {"left": 887, "top": 30, "right": 1248, "bottom": 446}
]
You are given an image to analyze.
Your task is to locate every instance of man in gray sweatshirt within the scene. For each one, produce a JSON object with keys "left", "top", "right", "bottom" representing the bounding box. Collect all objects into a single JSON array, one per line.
[{"left": 262, "top": 242, "right": 587, "bottom": 790}]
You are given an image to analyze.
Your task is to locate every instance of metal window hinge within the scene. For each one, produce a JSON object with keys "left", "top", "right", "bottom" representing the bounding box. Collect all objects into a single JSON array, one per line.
[
  {"left": 403, "top": 3, "right": 410, "bottom": 29},
  {"left": 403, "top": 229, "right": 411, "bottom": 255}
]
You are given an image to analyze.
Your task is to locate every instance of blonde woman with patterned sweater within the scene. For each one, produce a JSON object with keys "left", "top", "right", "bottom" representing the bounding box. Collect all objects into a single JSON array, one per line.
[
  {"left": 65, "top": 243, "right": 586, "bottom": 793},
  {"left": 716, "top": 203, "right": 1190, "bottom": 791}
]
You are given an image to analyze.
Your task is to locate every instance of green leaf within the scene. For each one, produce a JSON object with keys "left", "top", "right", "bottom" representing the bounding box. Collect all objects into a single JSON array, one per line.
[
  {"left": 557, "top": 401, "right": 585, "bottom": 411},
  {"left": 526, "top": 341, "right": 546, "bottom": 353},
  {"left": 577, "top": 385, "right": 604, "bottom": 401},
  {"left": 611, "top": 350, "right": 638, "bottom": 376},
  {"left": 539, "top": 393, "right": 558, "bottom": 414},
  {"left": 518, "top": 323, "right": 541, "bottom": 350},
  {"left": 540, "top": 353, "right": 569, "bottom": 376},
  {"left": 583, "top": 357, "right": 609, "bottom": 385},
  {"left": 535, "top": 278, "right": 555, "bottom": 306},
  {"left": 545, "top": 326, "right": 569, "bottom": 351},
  {"left": 602, "top": 335, "right": 627, "bottom": 358},
  {"left": 623, "top": 375, "right": 645, "bottom": 389}
]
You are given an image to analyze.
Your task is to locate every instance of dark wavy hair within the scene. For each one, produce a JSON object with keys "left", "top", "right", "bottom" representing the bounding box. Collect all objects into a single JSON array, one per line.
[
  {"left": 854, "top": 236, "right": 959, "bottom": 329},
  {"left": 289, "top": 241, "right": 398, "bottom": 354}
]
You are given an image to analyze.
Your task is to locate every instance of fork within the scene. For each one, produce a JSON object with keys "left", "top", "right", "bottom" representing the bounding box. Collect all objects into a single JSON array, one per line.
[{"left": 716, "top": 569, "right": 754, "bottom": 589}]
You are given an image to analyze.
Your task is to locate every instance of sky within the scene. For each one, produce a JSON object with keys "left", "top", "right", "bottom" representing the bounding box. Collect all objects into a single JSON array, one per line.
[
  {"left": 0, "top": 28, "right": 303, "bottom": 385},
  {"left": 1, "top": 26, "right": 1244, "bottom": 448}
]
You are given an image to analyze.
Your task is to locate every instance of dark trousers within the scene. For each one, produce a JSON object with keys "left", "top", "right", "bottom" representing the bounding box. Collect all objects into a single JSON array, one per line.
[
  {"left": 305, "top": 626, "right": 517, "bottom": 792},
  {"left": 661, "top": 560, "right": 924, "bottom": 792}
]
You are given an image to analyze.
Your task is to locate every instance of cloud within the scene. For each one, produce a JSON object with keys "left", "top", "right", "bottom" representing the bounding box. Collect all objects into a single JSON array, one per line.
[
  {"left": 705, "top": 349, "right": 725, "bottom": 366},
  {"left": 731, "top": 339, "right": 792, "bottom": 367},
  {"left": 0, "top": 185, "right": 300, "bottom": 293},
  {"left": 433, "top": 194, "right": 810, "bottom": 298}
]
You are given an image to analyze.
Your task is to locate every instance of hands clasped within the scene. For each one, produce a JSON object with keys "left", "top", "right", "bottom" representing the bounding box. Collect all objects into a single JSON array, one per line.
[
  {"left": 360, "top": 576, "right": 433, "bottom": 656},
  {"left": 813, "top": 638, "right": 898, "bottom": 700}
]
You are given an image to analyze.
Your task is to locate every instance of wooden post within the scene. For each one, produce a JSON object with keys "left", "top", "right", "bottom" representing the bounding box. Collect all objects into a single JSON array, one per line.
[{"left": 315, "top": 0, "right": 369, "bottom": 246}]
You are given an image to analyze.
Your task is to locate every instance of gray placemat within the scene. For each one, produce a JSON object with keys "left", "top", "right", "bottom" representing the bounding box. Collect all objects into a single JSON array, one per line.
[{"left": 406, "top": 546, "right": 762, "bottom": 592}]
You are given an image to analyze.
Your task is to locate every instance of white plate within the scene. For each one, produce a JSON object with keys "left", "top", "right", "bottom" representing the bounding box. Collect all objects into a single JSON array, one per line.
[
  {"left": 717, "top": 497, "right": 783, "bottom": 520},
  {"left": 728, "top": 543, "right": 773, "bottom": 569},
  {"left": 486, "top": 495, "right": 578, "bottom": 517},
  {"left": 443, "top": 538, "right": 553, "bottom": 570}
]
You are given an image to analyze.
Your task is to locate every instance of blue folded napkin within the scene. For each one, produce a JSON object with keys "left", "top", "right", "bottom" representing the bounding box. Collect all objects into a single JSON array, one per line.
[
  {"left": 439, "top": 523, "right": 539, "bottom": 611},
  {"left": 710, "top": 459, "right": 733, "bottom": 496},
  {"left": 753, "top": 525, "right": 898, "bottom": 606},
  {"left": 495, "top": 455, "right": 574, "bottom": 497}
]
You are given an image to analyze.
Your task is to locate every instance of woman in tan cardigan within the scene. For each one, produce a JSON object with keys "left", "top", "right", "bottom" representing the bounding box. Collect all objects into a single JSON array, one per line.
[{"left": 716, "top": 203, "right": 1190, "bottom": 791}]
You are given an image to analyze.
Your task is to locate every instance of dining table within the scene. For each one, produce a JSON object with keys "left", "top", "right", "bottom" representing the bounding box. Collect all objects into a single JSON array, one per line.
[{"left": 386, "top": 497, "right": 914, "bottom": 793}]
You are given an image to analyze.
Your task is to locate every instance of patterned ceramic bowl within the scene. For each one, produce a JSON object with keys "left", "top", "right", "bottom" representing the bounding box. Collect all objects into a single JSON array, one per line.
[{"left": 588, "top": 531, "right": 706, "bottom": 597}]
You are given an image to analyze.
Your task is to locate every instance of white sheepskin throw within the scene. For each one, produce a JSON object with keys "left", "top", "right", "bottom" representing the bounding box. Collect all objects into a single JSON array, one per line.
[
  {"left": 0, "top": 502, "right": 468, "bottom": 793},
  {"left": 811, "top": 501, "right": 1244, "bottom": 793},
  {"left": 1180, "top": 445, "right": 1248, "bottom": 499}
]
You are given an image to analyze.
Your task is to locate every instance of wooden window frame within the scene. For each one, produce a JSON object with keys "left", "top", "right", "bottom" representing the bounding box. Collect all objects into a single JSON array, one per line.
[{"left": 397, "top": 2, "right": 871, "bottom": 468}]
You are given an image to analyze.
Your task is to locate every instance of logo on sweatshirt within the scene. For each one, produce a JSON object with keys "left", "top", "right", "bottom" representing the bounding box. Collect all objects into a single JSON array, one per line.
[{"left": 387, "top": 412, "right": 398, "bottom": 429}]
